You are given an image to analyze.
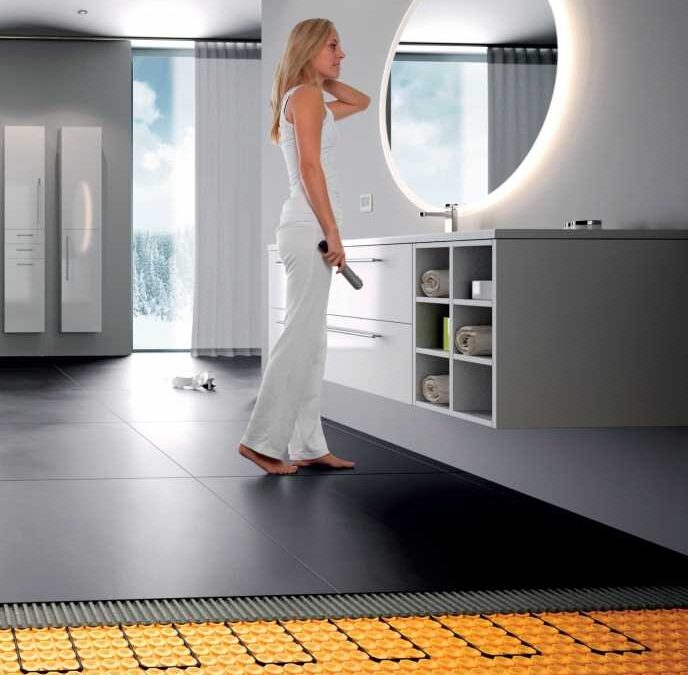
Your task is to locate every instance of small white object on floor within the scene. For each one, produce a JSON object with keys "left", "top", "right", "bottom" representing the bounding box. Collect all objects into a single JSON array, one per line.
[{"left": 171, "top": 371, "right": 217, "bottom": 392}]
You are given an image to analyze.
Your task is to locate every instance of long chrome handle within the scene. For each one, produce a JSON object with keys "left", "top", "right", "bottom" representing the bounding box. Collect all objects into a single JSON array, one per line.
[
  {"left": 276, "top": 257, "right": 382, "bottom": 264},
  {"left": 17, "top": 262, "right": 34, "bottom": 266},
  {"left": 276, "top": 319, "right": 382, "bottom": 338},
  {"left": 66, "top": 235, "right": 70, "bottom": 281},
  {"left": 16, "top": 233, "right": 34, "bottom": 238},
  {"left": 16, "top": 248, "right": 34, "bottom": 252},
  {"left": 36, "top": 178, "right": 41, "bottom": 227}
]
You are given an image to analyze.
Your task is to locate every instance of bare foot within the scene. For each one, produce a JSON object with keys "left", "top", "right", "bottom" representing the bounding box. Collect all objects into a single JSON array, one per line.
[
  {"left": 238, "top": 444, "right": 298, "bottom": 475},
  {"left": 292, "top": 453, "right": 355, "bottom": 469}
]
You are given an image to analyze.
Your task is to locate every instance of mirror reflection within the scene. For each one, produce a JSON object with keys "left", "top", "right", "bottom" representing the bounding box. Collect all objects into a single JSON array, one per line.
[{"left": 384, "top": 0, "right": 558, "bottom": 208}]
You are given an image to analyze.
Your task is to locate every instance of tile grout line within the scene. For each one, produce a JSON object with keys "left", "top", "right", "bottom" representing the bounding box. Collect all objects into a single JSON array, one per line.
[{"left": 53, "top": 363, "right": 340, "bottom": 594}]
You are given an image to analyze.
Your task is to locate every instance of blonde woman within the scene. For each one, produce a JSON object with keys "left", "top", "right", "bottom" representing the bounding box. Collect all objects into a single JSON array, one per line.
[{"left": 238, "top": 19, "right": 370, "bottom": 474}]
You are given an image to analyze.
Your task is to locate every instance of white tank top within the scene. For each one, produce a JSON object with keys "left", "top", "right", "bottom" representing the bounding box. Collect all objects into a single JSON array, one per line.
[{"left": 278, "top": 84, "right": 343, "bottom": 227}]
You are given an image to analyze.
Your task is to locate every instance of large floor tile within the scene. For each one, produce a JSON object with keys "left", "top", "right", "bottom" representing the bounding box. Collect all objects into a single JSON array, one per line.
[
  {"left": 0, "top": 389, "right": 120, "bottom": 424},
  {"left": 0, "top": 367, "right": 78, "bottom": 390},
  {"left": 0, "top": 478, "right": 332, "bottom": 603},
  {"left": 133, "top": 421, "right": 442, "bottom": 478},
  {"left": 327, "top": 473, "right": 688, "bottom": 590},
  {"left": 202, "top": 476, "right": 444, "bottom": 593},
  {"left": 87, "top": 387, "right": 256, "bottom": 422},
  {"left": 0, "top": 423, "right": 188, "bottom": 479}
]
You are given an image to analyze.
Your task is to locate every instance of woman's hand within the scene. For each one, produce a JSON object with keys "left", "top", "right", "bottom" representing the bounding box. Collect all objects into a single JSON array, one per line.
[{"left": 323, "top": 231, "right": 346, "bottom": 272}]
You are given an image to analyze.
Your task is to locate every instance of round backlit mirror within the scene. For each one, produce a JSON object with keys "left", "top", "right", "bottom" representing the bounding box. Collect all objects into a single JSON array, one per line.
[{"left": 382, "top": 0, "right": 558, "bottom": 211}]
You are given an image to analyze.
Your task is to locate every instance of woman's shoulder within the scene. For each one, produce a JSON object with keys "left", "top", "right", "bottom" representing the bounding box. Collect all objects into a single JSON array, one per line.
[{"left": 288, "top": 82, "right": 322, "bottom": 103}]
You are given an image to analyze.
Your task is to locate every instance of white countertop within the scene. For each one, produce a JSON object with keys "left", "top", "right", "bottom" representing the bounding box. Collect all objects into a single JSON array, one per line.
[{"left": 266, "top": 228, "right": 688, "bottom": 250}]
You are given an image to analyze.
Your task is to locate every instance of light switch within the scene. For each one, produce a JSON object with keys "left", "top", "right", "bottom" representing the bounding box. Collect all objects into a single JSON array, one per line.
[{"left": 359, "top": 193, "right": 373, "bottom": 213}]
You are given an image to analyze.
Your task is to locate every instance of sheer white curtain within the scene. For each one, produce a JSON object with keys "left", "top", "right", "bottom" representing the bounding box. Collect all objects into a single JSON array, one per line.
[
  {"left": 488, "top": 47, "right": 557, "bottom": 191},
  {"left": 192, "top": 41, "right": 262, "bottom": 357}
]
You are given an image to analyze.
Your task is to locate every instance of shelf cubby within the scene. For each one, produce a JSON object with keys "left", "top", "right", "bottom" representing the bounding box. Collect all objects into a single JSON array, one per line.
[
  {"left": 415, "top": 301, "right": 450, "bottom": 352},
  {"left": 452, "top": 243, "right": 492, "bottom": 300},
  {"left": 415, "top": 351, "right": 451, "bottom": 410},
  {"left": 452, "top": 359, "right": 493, "bottom": 423},
  {"left": 415, "top": 244, "right": 450, "bottom": 300},
  {"left": 451, "top": 305, "right": 492, "bottom": 362}
]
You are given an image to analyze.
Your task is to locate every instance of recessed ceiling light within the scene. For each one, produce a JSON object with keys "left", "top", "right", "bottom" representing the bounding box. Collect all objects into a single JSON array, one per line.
[{"left": 77, "top": 9, "right": 88, "bottom": 15}]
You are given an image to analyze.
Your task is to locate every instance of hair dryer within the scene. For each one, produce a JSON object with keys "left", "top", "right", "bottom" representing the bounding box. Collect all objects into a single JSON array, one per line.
[{"left": 318, "top": 240, "right": 363, "bottom": 289}]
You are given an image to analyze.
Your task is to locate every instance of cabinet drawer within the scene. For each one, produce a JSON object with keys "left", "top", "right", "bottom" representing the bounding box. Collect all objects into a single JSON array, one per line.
[
  {"left": 270, "top": 310, "right": 412, "bottom": 404},
  {"left": 323, "top": 314, "right": 412, "bottom": 404},
  {"left": 269, "top": 250, "right": 286, "bottom": 309},
  {"left": 5, "top": 230, "right": 44, "bottom": 245},
  {"left": 5, "top": 243, "right": 44, "bottom": 260},
  {"left": 328, "top": 243, "right": 412, "bottom": 323}
]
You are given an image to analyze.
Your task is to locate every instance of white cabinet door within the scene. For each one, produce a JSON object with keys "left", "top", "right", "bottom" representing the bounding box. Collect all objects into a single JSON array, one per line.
[
  {"left": 4, "top": 127, "right": 45, "bottom": 230},
  {"left": 59, "top": 127, "right": 102, "bottom": 230},
  {"left": 4, "top": 127, "right": 45, "bottom": 333},
  {"left": 60, "top": 127, "right": 102, "bottom": 332},
  {"left": 4, "top": 259, "right": 45, "bottom": 332},
  {"left": 61, "top": 229, "right": 102, "bottom": 332}
]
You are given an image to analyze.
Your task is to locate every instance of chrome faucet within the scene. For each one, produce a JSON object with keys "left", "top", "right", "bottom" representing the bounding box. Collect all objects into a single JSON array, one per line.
[{"left": 419, "top": 203, "right": 463, "bottom": 232}]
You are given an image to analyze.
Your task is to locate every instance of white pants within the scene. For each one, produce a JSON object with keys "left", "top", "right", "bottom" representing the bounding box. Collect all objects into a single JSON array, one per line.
[{"left": 240, "top": 221, "right": 333, "bottom": 461}]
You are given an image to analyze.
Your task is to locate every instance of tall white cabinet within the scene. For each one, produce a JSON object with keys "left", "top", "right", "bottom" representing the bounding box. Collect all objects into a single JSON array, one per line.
[
  {"left": 59, "top": 126, "right": 102, "bottom": 332},
  {"left": 3, "top": 126, "right": 46, "bottom": 333}
]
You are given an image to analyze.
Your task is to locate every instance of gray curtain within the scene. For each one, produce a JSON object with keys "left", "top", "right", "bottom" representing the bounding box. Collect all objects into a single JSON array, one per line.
[
  {"left": 488, "top": 47, "right": 557, "bottom": 191},
  {"left": 192, "top": 41, "right": 262, "bottom": 357}
]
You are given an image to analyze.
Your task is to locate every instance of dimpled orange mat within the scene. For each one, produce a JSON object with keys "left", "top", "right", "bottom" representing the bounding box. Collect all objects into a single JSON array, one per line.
[{"left": 1, "top": 608, "right": 686, "bottom": 674}]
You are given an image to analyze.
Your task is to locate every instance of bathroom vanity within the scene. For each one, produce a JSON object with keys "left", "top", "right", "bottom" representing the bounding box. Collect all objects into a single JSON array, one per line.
[{"left": 268, "top": 229, "right": 688, "bottom": 428}]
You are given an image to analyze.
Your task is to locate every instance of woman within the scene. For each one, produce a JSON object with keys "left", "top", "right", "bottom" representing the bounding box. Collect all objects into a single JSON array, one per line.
[{"left": 238, "top": 18, "right": 371, "bottom": 474}]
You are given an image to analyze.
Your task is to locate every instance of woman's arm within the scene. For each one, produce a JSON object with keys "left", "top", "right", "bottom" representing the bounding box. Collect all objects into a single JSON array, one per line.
[
  {"left": 290, "top": 84, "right": 340, "bottom": 238},
  {"left": 322, "top": 79, "right": 371, "bottom": 121}
]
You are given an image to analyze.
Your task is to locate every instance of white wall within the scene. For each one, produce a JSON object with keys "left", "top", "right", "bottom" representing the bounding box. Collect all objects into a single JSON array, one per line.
[{"left": 260, "top": 0, "right": 688, "bottom": 555}]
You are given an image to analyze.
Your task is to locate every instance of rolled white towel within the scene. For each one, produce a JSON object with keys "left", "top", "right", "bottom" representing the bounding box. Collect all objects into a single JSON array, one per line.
[
  {"left": 420, "top": 268, "right": 449, "bottom": 297},
  {"left": 455, "top": 325, "right": 492, "bottom": 356},
  {"left": 421, "top": 374, "right": 449, "bottom": 404}
]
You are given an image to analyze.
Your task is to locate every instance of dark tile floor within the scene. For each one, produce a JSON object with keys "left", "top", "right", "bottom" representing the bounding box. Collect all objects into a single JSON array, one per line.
[{"left": 0, "top": 353, "right": 686, "bottom": 604}]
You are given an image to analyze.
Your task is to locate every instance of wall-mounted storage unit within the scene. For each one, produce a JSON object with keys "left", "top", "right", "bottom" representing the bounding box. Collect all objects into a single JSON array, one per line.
[
  {"left": 3, "top": 126, "right": 46, "bottom": 333},
  {"left": 59, "top": 126, "right": 102, "bottom": 332},
  {"left": 268, "top": 229, "right": 688, "bottom": 428}
]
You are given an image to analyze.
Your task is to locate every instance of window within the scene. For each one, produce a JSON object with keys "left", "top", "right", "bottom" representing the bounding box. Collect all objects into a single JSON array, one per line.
[{"left": 132, "top": 47, "right": 195, "bottom": 350}]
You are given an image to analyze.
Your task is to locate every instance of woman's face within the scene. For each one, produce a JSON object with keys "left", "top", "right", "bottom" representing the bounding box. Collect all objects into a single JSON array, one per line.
[{"left": 311, "top": 30, "right": 345, "bottom": 80}]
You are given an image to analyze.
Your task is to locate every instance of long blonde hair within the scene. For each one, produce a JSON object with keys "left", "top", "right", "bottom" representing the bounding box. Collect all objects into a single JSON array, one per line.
[{"left": 270, "top": 18, "right": 335, "bottom": 144}]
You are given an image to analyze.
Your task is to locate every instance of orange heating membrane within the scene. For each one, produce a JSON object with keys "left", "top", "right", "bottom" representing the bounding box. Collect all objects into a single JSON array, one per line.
[{"left": 0, "top": 607, "right": 686, "bottom": 674}]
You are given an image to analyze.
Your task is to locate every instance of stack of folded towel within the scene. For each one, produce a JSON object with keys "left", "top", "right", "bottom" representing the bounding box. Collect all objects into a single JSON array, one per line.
[
  {"left": 420, "top": 268, "right": 449, "bottom": 297},
  {"left": 455, "top": 325, "right": 492, "bottom": 356},
  {"left": 421, "top": 374, "right": 449, "bottom": 404}
]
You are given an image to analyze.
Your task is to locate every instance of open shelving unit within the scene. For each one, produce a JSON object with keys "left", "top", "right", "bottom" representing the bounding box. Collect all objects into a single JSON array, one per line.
[{"left": 413, "top": 239, "right": 495, "bottom": 427}]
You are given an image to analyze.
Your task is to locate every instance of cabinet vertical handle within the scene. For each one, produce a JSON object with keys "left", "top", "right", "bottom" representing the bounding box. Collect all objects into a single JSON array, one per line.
[
  {"left": 66, "top": 235, "right": 70, "bottom": 281},
  {"left": 36, "top": 178, "right": 41, "bottom": 227}
]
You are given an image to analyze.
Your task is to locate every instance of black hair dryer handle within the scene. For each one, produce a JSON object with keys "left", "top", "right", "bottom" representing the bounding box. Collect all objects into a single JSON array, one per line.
[{"left": 318, "top": 239, "right": 363, "bottom": 290}]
